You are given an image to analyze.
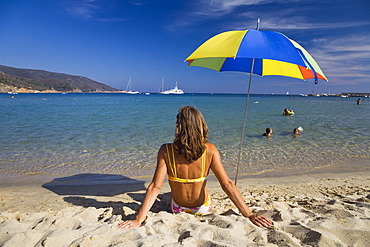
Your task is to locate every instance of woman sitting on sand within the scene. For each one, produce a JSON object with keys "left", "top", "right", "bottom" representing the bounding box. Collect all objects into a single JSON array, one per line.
[{"left": 118, "top": 106, "right": 272, "bottom": 229}]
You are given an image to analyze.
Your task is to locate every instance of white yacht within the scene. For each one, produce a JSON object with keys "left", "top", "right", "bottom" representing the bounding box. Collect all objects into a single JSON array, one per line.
[{"left": 160, "top": 80, "right": 184, "bottom": 95}]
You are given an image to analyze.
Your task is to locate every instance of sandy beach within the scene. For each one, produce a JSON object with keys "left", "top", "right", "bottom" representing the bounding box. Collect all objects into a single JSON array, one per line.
[{"left": 1, "top": 171, "right": 369, "bottom": 247}]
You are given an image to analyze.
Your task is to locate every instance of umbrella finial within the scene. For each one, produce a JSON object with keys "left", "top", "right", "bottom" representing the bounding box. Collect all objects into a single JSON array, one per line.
[{"left": 257, "top": 18, "right": 261, "bottom": 30}]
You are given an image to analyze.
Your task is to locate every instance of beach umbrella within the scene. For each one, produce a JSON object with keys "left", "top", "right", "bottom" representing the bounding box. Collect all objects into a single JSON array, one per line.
[{"left": 185, "top": 19, "right": 328, "bottom": 184}]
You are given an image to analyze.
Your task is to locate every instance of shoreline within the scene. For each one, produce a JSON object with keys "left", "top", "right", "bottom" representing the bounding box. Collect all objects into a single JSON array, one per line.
[
  {"left": 1, "top": 166, "right": 370, "bottom": 187},
  {"left": 2, "top": 92, "right": 370, "bottom": 97},
  {"left": 1, "top": 171, "right": 369, "bottom": 246}
]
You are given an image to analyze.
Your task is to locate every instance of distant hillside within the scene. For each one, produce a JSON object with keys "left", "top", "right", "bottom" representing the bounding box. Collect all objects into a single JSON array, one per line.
[{"left": 0, "top": 65, "right": 117, "bottom": 93}]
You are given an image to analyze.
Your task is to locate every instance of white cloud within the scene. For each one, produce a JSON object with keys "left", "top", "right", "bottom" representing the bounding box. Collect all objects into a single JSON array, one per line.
[
  {"left": 169, "top": 0, "right": 370, "bottom": 34},
  {"left": 259, "top": 19, "right": 370, "bottom": 30},
  {"left": 193, "top": 0, "right": 313, "bottom": 19},
  {"left": 62, "top": 0, "right": 125, "bottom": 22},
  {"left": 309, "top": 35, "right": 370, "bottom": 85},
  {"left": 63, "top": 0, "right": 99, "bottom": 20},
  {"left": 207, "top": 0, "right": 292, "bottom": 14}
]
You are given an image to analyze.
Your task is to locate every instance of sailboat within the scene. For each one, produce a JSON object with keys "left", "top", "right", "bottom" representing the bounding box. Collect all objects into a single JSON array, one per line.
[
  {"left": 159, "top": 79, "right": 184, "bottom": 95},
  {"left": 124, "top": 77, "right": 140, "bottom": 94},
  {"left": 158, "top": 78, "right": 169, "bottom": 94}
]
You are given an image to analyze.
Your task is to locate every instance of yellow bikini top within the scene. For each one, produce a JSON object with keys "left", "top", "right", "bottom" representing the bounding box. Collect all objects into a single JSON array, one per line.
[{"left": 166, "top": 144, "right": 207, "bottom": 183}]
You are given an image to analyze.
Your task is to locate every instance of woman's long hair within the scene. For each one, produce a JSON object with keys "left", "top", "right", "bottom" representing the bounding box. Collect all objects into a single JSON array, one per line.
[{"left": 174, "top": 106, "right": 208, "bottom": 162}]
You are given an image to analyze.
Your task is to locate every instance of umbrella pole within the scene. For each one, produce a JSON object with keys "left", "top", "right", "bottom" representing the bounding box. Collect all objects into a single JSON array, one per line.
[
  {"left": 234, "top": 58, "right": 255, "bottom": 185},
  {"left": 234, "top": 18, "right": 260, "bottom": 185}
]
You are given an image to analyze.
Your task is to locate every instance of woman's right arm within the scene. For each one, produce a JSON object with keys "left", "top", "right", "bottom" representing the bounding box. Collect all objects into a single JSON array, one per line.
[
  {"left": 118, "top": 144, "right": 167, "bottom": 229},
  {"left": 209, "top": 144, "right": 272, "bottom": 227}
]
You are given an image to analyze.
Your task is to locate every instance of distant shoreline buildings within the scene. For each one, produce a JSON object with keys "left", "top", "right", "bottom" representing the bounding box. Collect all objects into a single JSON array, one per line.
[{"left": 307, "top": 92, "right": 369, "bottom": 98}]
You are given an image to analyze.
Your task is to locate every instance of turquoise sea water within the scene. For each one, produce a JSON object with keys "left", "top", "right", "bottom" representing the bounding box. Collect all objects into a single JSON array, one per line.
[{"left": 1, "top": 93, "right": 369, "bottom": 183}]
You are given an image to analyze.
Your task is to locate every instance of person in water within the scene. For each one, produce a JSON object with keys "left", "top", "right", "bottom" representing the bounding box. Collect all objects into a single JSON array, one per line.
[
  {"left": 118, "top": 106, "right": 272, "bottom": 229},
  {"left": 283, "top": 108, "right": 294, "bottom": 115},
  {"left": 262, "top": 127, "right": 273, "bottom": 137},
  {"left": 293, "top": 128, "right": 300, "bottom": 135}
]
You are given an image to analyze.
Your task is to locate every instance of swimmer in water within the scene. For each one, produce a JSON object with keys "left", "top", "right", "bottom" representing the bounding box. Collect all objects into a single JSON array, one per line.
[
  {"left": 262, "top": 128, "right": 272, "bottom": 137},
  {"left": 293, "top": 127, "right": 303, "bottom": 136},
  {"left": 283, "top": 108, "right": 294, "bottom": 115},
  {"left": 293, "top": 128, "right": 300, "bottom": 136}
]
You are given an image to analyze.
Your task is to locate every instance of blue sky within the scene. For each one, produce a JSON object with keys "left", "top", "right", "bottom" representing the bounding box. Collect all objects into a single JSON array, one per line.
[{"left": 1, "top": 0, "right": 369, "bottom": 94}]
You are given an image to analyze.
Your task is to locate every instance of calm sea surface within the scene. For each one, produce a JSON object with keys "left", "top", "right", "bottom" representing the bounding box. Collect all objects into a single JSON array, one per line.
[{"left": 1, "top": 93, "right": 369, "bottom": 183}]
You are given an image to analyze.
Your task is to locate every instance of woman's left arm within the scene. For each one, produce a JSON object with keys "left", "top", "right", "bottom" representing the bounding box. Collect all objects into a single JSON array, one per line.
[
  {"left": 118, "top": 145, "right": 167, "bottom": 229},
  {"left": 209, "top": 144, "right": 272, "bottom": 228}
]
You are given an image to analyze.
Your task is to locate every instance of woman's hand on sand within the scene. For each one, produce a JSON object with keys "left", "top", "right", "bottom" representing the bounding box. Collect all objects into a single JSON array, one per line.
[
  {"left": 118, "top": 219, "right": 142, "bottom": 229},
  {"left": 248, "top": 214, "right": 273, "bottom": 228}
]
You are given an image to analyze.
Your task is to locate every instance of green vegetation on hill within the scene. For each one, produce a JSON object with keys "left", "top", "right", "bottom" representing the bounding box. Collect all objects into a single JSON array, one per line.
[{"left": 0, "top": 65, "right": 117, "bottom": 92}]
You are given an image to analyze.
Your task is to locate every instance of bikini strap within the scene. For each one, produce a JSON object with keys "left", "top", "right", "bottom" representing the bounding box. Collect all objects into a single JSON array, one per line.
[
  {"left": 166, "top": 144, "right": 177, "bottom": 178},
  {"left": 201, "top": 148, "right": 206, "bottom": 178},
  {"left": 171, "top": 144, "right": 177, "bottom": 175}
]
